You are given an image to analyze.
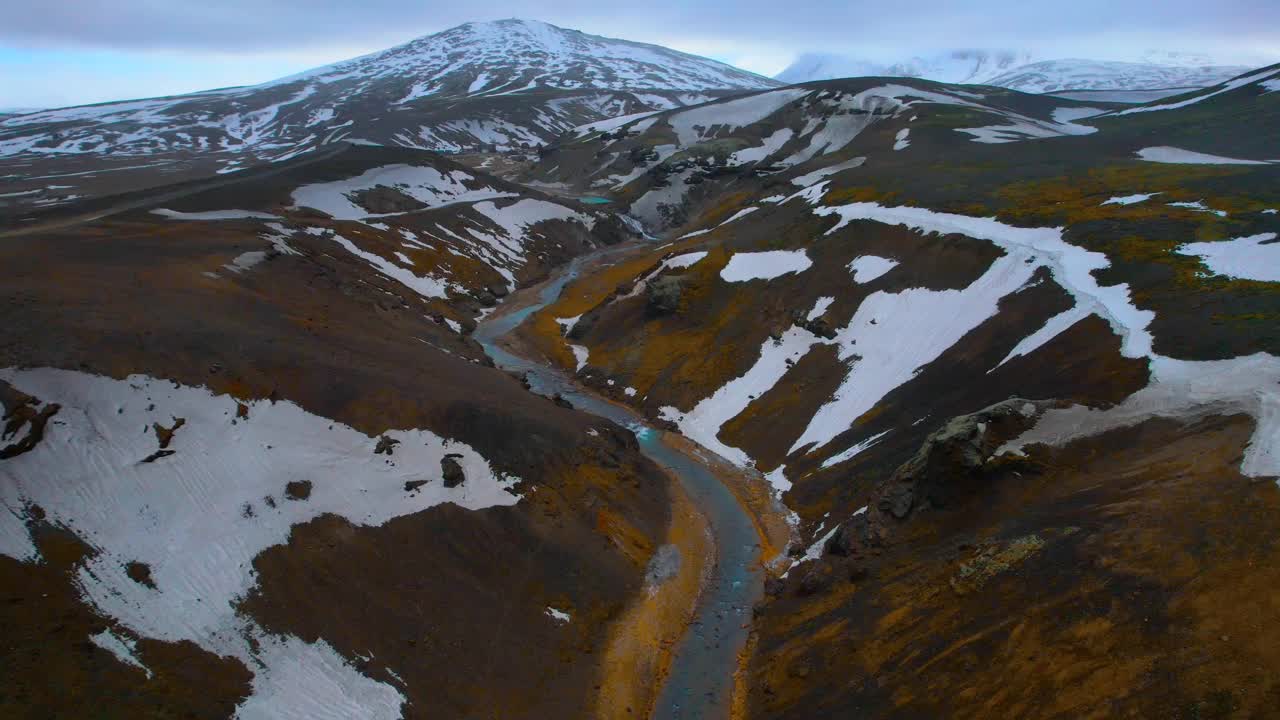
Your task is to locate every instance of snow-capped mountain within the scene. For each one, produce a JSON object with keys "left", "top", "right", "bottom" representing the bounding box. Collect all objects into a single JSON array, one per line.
[
  {"left": 290, "top": 18, "right": 778, "bottom": 97},
  {"left": 776, "top": 50, "right": 1035, "bottom": 86},
  {"left": 984, "top": 59, "right": 1250, "bottom": 93},
  {"left": 775, "top": 50, "right": 1251, "bottom": 95},
  {"left": 0, "top": 19, "right": 777, "bottom": 161}
]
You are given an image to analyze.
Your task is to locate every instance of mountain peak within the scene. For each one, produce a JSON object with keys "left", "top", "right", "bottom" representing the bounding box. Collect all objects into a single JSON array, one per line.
[{"left": 298, "top": 18, "right": 779, "bottom": 96}]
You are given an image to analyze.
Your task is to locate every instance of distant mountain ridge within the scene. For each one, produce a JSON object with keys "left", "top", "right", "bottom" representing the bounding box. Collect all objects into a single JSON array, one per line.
[
  {"left": 776, "top": 49, "right": 1252, "bottom": 95},
  {"left": 777, "top": 50, "right": 1035, "bottom": 86}
]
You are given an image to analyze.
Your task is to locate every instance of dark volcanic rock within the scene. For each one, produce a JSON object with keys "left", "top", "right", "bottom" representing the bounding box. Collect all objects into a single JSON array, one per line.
[
  {"left": 796, "top": 562, "right": 834, "bottom": 596},
  {"left": 646, "top": 275, "right": 685, "bottom": 315},
  {"left": 374, "top": 435, "right": 400, "bottom": 455},
  {"left": 140, "top": 449, "right": 176, "bottom": 463},
  {"left": 792, "top": 310, "right": 838, "bottom": 340},
  {"left": 552, "top": 394, "right": 574, "bottom": 409},
  {"left": 828, "top": 398, "right": 1051, "bottom": 562},
  {"left": 0, "top": 381, "right": 60, "bottom": 460},
  {"left": 284, "top": 480, "right": 312, "bottom": 500},
  {"left": 350, "top": 185, "right": 428, "bottom": 215},
  {"left": 152, "top": 417, "right": 186, "bottom": 449},
  {"left": 824, "top": 523, "right": 855, "bottom": 557},
  {"left": 441, "top": 454, "right": 466, "bottom": 488},
  {"left": 125, "top": 561, "right": 156, "bottom": 589},
  {"left": 881, "top": 483, "right": 915, "bottom": 519}
]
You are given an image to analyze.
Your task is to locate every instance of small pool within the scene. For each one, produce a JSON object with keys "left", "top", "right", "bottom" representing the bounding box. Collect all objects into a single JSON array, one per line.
[{"left": 577, "top": 196, "right": 612, "bottom": 205}]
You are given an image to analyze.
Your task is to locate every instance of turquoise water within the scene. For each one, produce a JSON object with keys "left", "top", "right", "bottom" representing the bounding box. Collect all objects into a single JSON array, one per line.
[
  {"left": 474, "top": 254, "right": 764, "bottom": 719},
  {"left": 578, "top": 196, "right": 612, "bottom": 205}
]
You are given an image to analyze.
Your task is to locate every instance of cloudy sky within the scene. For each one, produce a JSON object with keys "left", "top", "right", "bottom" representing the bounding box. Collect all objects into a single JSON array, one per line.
[{"left": 2, "top": 0, "right": 1277, "bottom": 108}]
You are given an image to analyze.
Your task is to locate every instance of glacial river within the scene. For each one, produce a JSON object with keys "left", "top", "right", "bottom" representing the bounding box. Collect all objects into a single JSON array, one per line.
[{"left": 474, "top": 252, "right": 765, "bottom": 719}]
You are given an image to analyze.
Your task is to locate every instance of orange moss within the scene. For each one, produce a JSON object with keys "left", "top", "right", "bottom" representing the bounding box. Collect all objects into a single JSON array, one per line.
[{"left": 595, "top": 474, "right": 712, "bottom": 720}]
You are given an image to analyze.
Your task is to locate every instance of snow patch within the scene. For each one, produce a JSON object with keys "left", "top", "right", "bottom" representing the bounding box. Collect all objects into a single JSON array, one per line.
[
  {"left": 820, "top": 430, "right": 891, "bottom": 468},
  {"left": 153, "top": 209, "right": 282, "bottom": 221},
  {"left": 1168, "top": 199, "right": 1227, "bottom": 217},
  {"left": 90, "top": 629, "right": 152, "bottom": 678},
  {"left": 807, "top": 297, "right": 835, "bottom": 321},
  {"left": 720, "top": 250, "right": 812, "bottom": 282},
  {"left": 660, "top": 327, "right": 825, "bottom": 466},
  {"left": 665, "top": 251, "right": 708, "bottom": 269},
  {"left": 291, "top": 164, "right": 515, "bottom": 220},
  {"left": 1137, "top": 146, "right": 1270, "bottom": 165},
  {"left": 789, "top": 157, "right": 866, "bottom": 187},
  {"left": 1177, "top": 233, "right": 1280, "bottom": 283},
  {"left": 1103, "top": 193, "right": 1160, "bottom": 206},
  {"left": 848, "top": 256, "right": 899, "bottom": 284},
  {"left": 0, "top": 368, "right": 520, "bottom": 717}
]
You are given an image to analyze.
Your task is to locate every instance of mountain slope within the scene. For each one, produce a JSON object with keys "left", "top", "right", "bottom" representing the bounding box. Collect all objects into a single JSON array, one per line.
[
  {"left": 0, "top": 143, "right": 677, "bottom": 718},
  {"left": 525, "top": 79, "right": 1116, "bottom": 230},
  {"left": 0, "top": 20, "right": 776, "bottom": 163},
  {"left": 516, "top": 64, "right": 1280, "bottom": 717},
  {"left": 986, "top": 58, "right": 1251, "bottom": 93},
  {"left": 776, "top": 50, "right": 1251, "bottom": 95}
]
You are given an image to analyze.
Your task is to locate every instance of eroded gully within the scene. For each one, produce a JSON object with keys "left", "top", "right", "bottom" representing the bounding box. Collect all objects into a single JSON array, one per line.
[{"left": 474, "top": 247, "right": 769, "bottom": 720}]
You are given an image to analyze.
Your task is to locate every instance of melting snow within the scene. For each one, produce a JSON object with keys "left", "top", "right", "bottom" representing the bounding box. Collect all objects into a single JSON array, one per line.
[
  {"left": 764, "top": 465, "right": 792, "bottom": 493},
  {"left": 1002, "top": 353, "right": 1280, "bottom": 480},
  {"left": 1137, "top": 146, "right": 1270, "bottom": 165},
  {"left": 1177, "top": 233, "right": 1280, "bottom": 283},
  {"left": 664, "top": 251, "right": 708, "bottom": 269},
  {"left": 0, "top": 368, "right": 521, "bottom": 718},
  {"left": 994, "top": 305, "right": 1092, "bottom": 369},
  {"left": 90, "top": 629, "right": 152, "bottom": 678},
  {"left": 719, "top": 207, "right": 758, "bottom": 226},
  {"left": 1168, "top": 199, "right": 1228, "bottom": 217},
  {"left": 660, "top": 326, "right": 826, "bottom": 467},
  {"left": 1112, "top": 67, "right": 1280, "bottom": 115},
  {"left": 807, "top": 297, "right": 835, "bottom": 320},
  {"left": 330, "top": 232, "right": 453, "bottom": 298},
  {"left": 152, "top": 208, "right": 282, "bottom": 221},
  {"left": 820, "top": 430, "right": 891, "bottom": 468},
  {"left": 893, "top": 128, "right": 910, "bottom": 151},
  {"left": 728, "top": 128, "right": 795, "bottom": 165},
  {"left": 291, "top": 164, "right": 515, "bottom": 219},
  {"left": 545, "top": 607, "right": 571, "bottom": 624},
  {"left": 667, "top": 89, "right": 808, "bottom": 146},
  {"left": 789, "top": 157, "right": 866, "bottom": 187},
  {"left": 556, "top": 315, "right": 582, "bottom": 334},
  {"left": 788, "top": 194, "right": 1280, "bottom": 482},
  {"left": 1103, "top": 193, "right": 1160, "bottom": 206},
  {"left": 848, "top": 255, "right": 899, "bottom": 284},
  {"left": 790, "top": 247, "right": 1040, "bottom": 453},
  {"left": 720, "top": 250, "right": 812, "bottom": 282}
]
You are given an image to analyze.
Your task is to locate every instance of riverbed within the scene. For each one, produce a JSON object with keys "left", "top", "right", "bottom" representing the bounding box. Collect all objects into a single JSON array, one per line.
[{"left": 473, "top": 249, "right": 773, "bottom": 719}]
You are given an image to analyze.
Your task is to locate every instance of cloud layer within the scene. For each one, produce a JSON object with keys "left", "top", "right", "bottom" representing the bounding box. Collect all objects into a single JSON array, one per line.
[
  {"left": 1, "top": 0, "right": 1277, "bottom": 107},
  {"left": 4, "top": 1, "right": 1277, "bottom": 59}
]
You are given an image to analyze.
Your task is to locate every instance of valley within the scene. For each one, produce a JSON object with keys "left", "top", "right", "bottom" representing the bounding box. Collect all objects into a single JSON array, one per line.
[{"left": 2, "top": 15, "right": 1279, "bottom": 720}]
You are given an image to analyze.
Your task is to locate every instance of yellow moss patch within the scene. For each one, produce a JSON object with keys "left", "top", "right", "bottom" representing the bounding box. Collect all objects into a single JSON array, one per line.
[
  {"left": 595, "top": 475, "right": 712, "bottom": 720},
  {"left": 692, "top": 190, "right": 754, "bottom": 228}
]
